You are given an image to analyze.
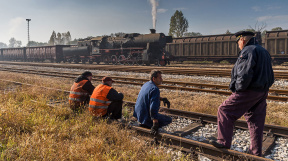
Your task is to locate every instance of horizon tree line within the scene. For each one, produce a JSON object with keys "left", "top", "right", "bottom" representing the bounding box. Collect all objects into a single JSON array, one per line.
[{"left": 0, "top": 11, "right": 286, "bottom": 48}]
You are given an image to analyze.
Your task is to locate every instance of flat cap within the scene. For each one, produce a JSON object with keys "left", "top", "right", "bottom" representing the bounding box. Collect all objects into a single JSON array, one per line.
[
  {"left": 235, "top": 31, "right": 255, "bottom": 42},
  {"left": 102, "top": 76, "right": 115, "bottom": 82}
]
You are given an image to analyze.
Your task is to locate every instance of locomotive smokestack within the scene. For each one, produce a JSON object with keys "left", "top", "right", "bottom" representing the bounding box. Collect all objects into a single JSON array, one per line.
[
  {"left": 149, "top": 0, "right": 158, "bottom": 29},
  {"left": 150, "top": 29, "right": 156, "bottom": 34}
]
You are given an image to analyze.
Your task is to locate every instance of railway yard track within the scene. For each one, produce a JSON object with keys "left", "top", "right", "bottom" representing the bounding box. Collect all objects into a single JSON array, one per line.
[
  {"left": 2, "top": 61, "right": 288, "bottom": 79},
  {"left": 1, "top": 61, "right": 288, "bottom": 160},
  {"left": 2, "top": 79, "right": 288, "bottom": 160},
  {"left": 1, "top": 65, "right": 288, "bottom": 101}
]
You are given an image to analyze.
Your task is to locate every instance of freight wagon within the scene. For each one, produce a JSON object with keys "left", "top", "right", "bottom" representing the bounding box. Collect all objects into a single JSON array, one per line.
[
  {"left": 166, "top": 32, "right": 262, "bottom": 63},
  {"left": 0, "top": 45, "right": 70, "bottom": 62},
  {"left": 265, "top": 30, "right": 288, "bottom": 64}
]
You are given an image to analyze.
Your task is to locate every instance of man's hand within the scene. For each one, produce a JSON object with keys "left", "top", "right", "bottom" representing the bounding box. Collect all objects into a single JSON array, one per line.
[
  {"left": 161, "top": 98, "right": 170, "bottom": 108},
  {"left": 151, "top": 121, "right": 159, "bottom": 135}
]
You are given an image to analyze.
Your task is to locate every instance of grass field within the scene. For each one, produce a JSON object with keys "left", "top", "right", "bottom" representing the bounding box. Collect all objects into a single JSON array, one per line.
[{"left": 0, "top": 71, "right": 287, "bottom": 160}]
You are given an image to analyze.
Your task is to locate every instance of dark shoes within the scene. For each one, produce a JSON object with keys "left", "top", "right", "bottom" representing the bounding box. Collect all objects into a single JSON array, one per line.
[{"left": 209, "top": 140, "right": 228, "bottom": 149}]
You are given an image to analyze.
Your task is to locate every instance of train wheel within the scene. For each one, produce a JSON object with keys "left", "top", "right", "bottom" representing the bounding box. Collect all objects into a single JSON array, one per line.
[
  {"left": 103, "top": 56, "right": 110, "bottom": 64},
  {"left": 159, "top": 60, "right": 167, "bottom": 66},
  {"left": 154, "top": 60, "right": 159, "bottom": 66},
  {"left": 75, "top": 59, "right": 80, "bottom": 64},
  {"left": 88, "top": 60, "right": 93, "bottom": 64},
  {"left": 118, "top": 55, "right": 126, "bottom": 65},
  {"left": 111, "top": 55, "right": 118, "bottom": 65},
  {"left": 81, "top": 59, "right": 86, "bottom": 64},
  {"left": 127, "top": 60, "right": 134, "bottom": 65},
  {"left": 136, "top": 60, "right": 144, "bottom": 66}
]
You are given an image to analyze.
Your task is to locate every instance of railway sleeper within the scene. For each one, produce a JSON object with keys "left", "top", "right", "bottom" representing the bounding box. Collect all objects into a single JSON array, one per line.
[{"left": 262, "top": 130, "right": 276, "bottom": 156}]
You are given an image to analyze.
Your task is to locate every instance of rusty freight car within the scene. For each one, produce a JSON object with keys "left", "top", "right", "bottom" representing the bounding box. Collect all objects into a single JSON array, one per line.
[
  {"left": 0, "top": 45, "right": 70, "bottom": 62},
  {"left": 1, "top": 47, "right": 26, "bottom": 61},
  {"left": 166, "top": 32, "right": 262, "bottom": 63},
  {"left": 265, "top": 30, "right": 288, "bottom": 64}
]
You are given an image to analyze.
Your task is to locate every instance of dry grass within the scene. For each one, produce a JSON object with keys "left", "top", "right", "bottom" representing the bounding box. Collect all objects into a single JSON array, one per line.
[
  {"left": 0, "top": 71, "right": 287, "bottom": 160},
  {"left": 0, "top": 72, "right": 194, "bottom": 160}
]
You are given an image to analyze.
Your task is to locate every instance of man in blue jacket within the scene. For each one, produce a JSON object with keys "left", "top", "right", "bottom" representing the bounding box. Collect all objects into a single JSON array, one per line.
[
  {"left": 133, "top": 70, "right": 172, "bottom": 134},
  {"left": 210, "top": 31, "right": 274, "bottom": 156}
]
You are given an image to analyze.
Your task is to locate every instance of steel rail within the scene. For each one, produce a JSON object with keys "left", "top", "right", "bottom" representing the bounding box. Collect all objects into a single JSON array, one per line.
[
  {"left": 1, "top": 61, "right": 288, "bottom": 79},
  {"left": 130, "top": 125, "right": 271, "bottom": 161},
  {"left": 2, "top": 67, "right": 288, "bottom": 101},
  {"left": 2, "top": 80, "right": 286, "bottom": 160},
  {"left": 3, "top": 79, "right": 287, "bottom": 138}
]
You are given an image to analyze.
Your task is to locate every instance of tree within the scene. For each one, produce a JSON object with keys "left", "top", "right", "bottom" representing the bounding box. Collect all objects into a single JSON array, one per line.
[
  {"left": 65, "top": 31, "right": 71, "bottom": 44},
  {"left": 183, "top": 32, "right": 202, "bottom": 37},
  {"left": 225, "top": 30, "right": 232, "bottom": 34},
  {"left": 57, "top": 32, "right": 62, "bottom": 44},
  {"left": 48, "top": 31, "right": 72, "bottom": 45},
  {"left": 48, "top": 31, "right": 56, "bottom": 45},
  {"left": 28, "top": 41, "right": 48, "bottom": 47},
  {"left": 110, "top": 32, "right": 125, "bottom": 37},
  {"left": 168, "top": 10, "right": 189, "bottom": 38},
  {"left": 69, "top": 38, "right": 78, "bottom": 45},
  {"left": 248, "top": 21, "right": 266, "bottom": 32},
  {"left": 261, "top": 30, "right": 267, "bottom": 39},
  {"left": 8, "top": 37, "right": 22, "bottom": 47},
  {"left": 271, "top": 27, "right": 283, "bottom": 31},
  {"left": 0, "top": 42, "right": 7, "bottom": 48}
]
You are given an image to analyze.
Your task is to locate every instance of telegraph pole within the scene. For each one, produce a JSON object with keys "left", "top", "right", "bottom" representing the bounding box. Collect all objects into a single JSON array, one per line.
[{"left": 26, "top": 19, "right": 31, "bottom": 47}]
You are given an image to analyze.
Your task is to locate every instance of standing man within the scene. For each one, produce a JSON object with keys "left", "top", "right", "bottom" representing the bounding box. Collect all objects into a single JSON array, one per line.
[
  {"left": 89, "top": 77, "right": 124, "bottom": 120},
  {"left": 210, "top": 31, "right": 274, "bottom": 156},
  {"left": 133, "top": 70, "right": 172, "bottom": 135},
  {"left": 69, "top": 71, "right": 95, "bottom": 112}
]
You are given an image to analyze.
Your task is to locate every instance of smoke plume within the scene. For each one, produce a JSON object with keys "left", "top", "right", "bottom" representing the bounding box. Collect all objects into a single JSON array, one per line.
[{"left": 149, "top": 0, "right": 158, "bottom": 29}]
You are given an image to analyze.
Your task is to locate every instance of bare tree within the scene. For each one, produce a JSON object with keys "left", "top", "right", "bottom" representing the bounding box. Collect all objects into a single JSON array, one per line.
[{"left": 249, "top": 21, "right": 267, "bottom": 32}]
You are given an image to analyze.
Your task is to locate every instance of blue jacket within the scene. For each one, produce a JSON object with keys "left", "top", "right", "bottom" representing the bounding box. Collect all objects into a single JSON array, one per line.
[
  {"left": 229, "top": 37, "right": 274, "bottom": 92},
  {"left": 133, "top": 81, "right": 160, "bottom": 127}
]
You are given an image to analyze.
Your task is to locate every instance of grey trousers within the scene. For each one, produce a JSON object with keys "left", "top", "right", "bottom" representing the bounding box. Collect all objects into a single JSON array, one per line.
[{"left": 217, "top": 90, "right": 268, "bottom": 156}]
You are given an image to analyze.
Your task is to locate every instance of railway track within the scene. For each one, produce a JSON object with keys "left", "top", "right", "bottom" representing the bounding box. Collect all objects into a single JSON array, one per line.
[
  {"left": 1, "top": 61, "right": 288, "bottom": 79},
  {"left": 168, "top": 63, "right": 288, "bottom": 71},
  {"left": 1, "top": 66, "right": 288, "bottom": 102},
  {"left": 2, "top": 79, "right": 287, "bottom": 160}
]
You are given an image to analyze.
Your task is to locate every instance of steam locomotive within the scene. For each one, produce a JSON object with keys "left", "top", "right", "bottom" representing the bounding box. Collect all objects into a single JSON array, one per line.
[{"left": 0, "top": 29, "right": 173, "bottom": 66}]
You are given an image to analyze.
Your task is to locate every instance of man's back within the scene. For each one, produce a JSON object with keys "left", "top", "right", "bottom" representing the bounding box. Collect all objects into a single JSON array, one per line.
[
  {"left": 231, "top": 38, "right": 274, "bottom": 92},
  {"left": 134, "top": 81, "right": 160, "bottom": 127}
]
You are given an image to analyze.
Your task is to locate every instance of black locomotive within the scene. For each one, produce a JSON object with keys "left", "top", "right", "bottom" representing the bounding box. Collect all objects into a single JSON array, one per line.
[{"left": 0, "top": 29, "right": 173, "bottom": 66}]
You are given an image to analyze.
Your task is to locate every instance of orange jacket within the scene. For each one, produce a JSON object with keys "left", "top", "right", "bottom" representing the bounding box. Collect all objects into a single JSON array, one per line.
[
  {"left": 69, "top": 80, "right": 89, "bottom": 108},
  {"left": 89, "top": 84, "right": 112, "bottom": 117}
]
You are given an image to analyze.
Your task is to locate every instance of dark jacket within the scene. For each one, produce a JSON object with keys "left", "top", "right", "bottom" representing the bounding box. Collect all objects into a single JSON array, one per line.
[
  {"left": 133, "top": 81, "right": 160, "bottom": 127},
  {"left": 229, "top": 37, "right": 274, "bottom": 92},
  {"left": 103, "top": 83, "right": 124, "bottom": 101},
  {"left": 75, "top": 75, "right": 95, "bottom": 95}
]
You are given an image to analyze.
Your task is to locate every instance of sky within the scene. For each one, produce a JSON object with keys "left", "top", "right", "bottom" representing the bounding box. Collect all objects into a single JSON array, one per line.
[{"left": 1, "top": 0, "right": 288, "bottom": 46}]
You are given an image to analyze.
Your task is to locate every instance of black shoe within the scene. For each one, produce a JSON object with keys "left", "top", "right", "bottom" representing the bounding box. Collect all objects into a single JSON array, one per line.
[{"left": 209, "top": 140, "right": 227, "bottom": 148}]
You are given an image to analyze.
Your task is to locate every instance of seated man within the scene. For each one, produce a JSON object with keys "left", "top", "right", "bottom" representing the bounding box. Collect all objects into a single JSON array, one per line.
[
  {"left": 69, "top": 71, "right": 95, "bottom": 112},
  {"left": 133, "top": 70, "right": 172, "bottom": 134},
  {"left": 89, "top": 77, "right": 124, "bottom": 120}
]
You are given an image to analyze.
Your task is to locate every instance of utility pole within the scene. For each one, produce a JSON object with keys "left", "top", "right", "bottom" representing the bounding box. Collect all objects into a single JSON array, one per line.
[{"left": 26, "top": 19, "right": 31, "bottom": 47}]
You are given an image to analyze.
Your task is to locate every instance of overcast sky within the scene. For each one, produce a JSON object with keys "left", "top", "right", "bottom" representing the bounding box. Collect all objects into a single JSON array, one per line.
[{"left": 1, "top": 0, "right": 288, "bottom": 46}]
